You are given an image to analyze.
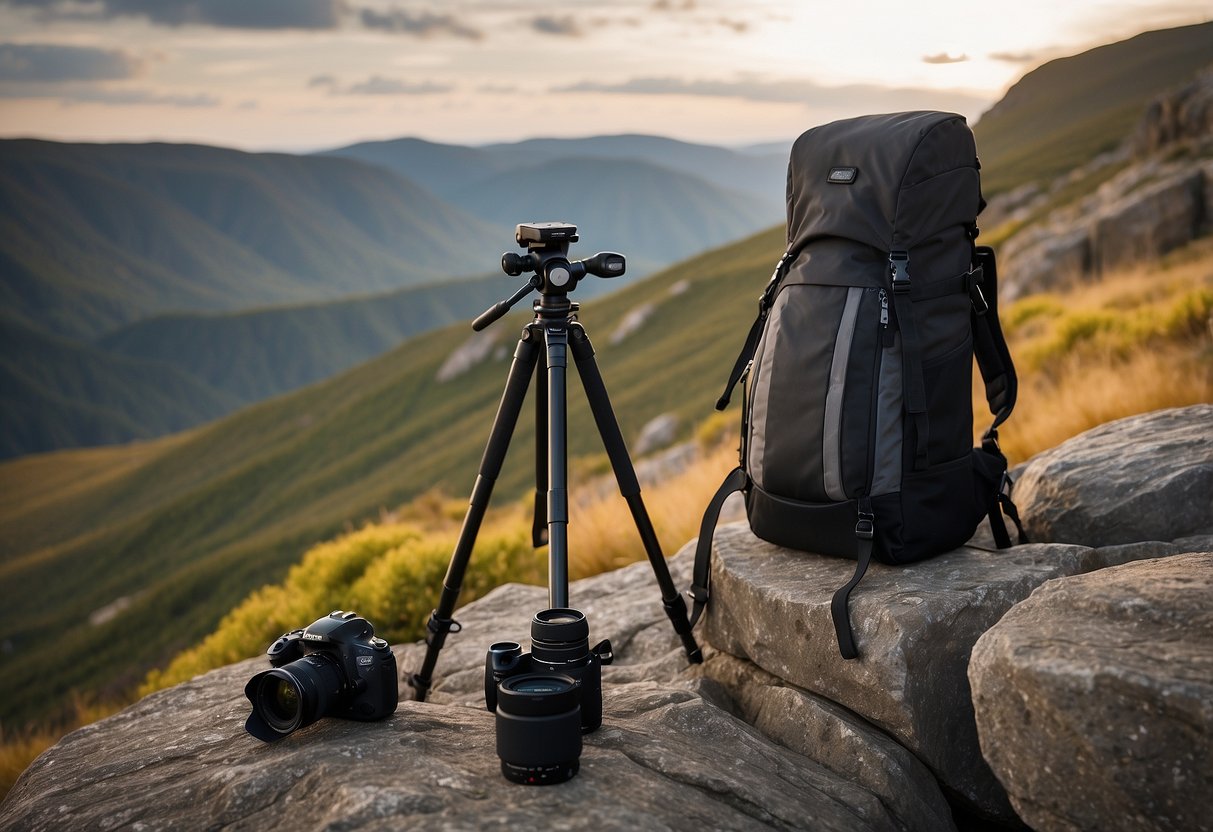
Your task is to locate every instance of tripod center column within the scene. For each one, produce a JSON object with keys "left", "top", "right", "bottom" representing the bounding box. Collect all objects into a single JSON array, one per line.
[{"left": 544, "top": 320, "right": 571, "bottom": 608}]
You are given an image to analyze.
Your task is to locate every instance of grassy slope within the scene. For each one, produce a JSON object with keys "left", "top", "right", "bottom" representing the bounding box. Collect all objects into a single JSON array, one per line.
[
  {"left": 973, "top": 20, "right": 1213, "bottom": 195},
  {"left": 0, "top": 226, "right": 784, "bottom": 723}
]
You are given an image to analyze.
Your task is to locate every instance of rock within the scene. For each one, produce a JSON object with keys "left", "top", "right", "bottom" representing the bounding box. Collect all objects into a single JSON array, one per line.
[
  {"left": 999, "top": 225, "right": 1090, "bottom": 300},
  {"left": 1015, "top": 405, "right": 1213, "bottom": 547},
  {"left": 633, "top": 412, "right": 680, "bottom": 456},
  {"left": 1131, "top": 69, "right": 1213, "bottom": 157},
  {"left": 695, "top": 652, "right": 956, "bottom": 832},
  {"left": 969, "top": 552, "right": 1213, "bottom": 832},
  {"left": 1090, "top": 167, "right": 1207, "bottom": 274},
  {"left": 699, "top": 520, "right": 1205, "bottom": 821},
  {"left": 435, "top": 330, "right": 500, "bottom": 382},
  {"left": 2, "top": 554, "right": 942, "bottom": 831}
]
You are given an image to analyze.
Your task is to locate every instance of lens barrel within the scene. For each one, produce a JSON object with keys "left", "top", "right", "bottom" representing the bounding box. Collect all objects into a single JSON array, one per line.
[
  {"left": 494, "top": 673, "right": 582, "bottom": 785},
  {"left": 245, "top": 652, "right": 344, "bottom": 741}
]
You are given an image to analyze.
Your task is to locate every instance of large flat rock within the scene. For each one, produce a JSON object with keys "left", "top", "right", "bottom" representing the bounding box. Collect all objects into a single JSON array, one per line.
[
  {"left": 1013, "top": 405, "right": 1213, "bottom": 547},
  {"left": 970, "top": 552, "right": 1213, "bottom": 832},
  {"left": 700, "top": 523, "right": 1204, "bottom": 820},
  {"left": 2, "top": 555, "right": 951, "bottom": 831}
]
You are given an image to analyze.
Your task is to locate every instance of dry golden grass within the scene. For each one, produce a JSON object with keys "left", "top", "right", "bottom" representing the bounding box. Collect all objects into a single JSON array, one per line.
[
  {"left": 985, "top": 248, "right": 1213, "bottom": 463},
  {"left": 567, "top": 443, "right": 740, "bottom": 579}
]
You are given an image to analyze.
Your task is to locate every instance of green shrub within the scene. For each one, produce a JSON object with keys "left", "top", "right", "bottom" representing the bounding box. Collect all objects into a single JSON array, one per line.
[{"left": 141, "top": 523, "right": 544, "bottom": 693}]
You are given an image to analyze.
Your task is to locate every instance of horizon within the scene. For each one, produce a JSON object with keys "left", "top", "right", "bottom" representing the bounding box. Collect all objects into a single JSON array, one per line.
[{"left": 1, "top": 1, "right": 1210, "bottom": 153}]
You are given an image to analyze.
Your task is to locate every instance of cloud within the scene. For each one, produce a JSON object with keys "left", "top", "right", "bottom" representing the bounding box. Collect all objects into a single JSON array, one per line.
[
  {"left": 530, "top": 15, "right": 581, "bottom": 36},
  {"left": 555, "top": 75, "right": 991, "bottom": 116},
  {"left": 0, "top": 42, "right": 143, "bottom": 82},
  {"left": 988, "top": 51, "right": 1035, "bottom": 63},
  {"left": 651, "top": 0, "right": 696, "bottom": 9},
  {"left": 359, "top": 8, "right": 483, "bottom": 40},
  {"left": 315, "top": 75, "right": 453, "bottom": 96},
  {"left": 716, "top": 17, "right": 748, "bottom": 34},
  {"left": 922, "top": 52, "right": 969, "bottom": 64},
  {"left": 3, "top": 0, "right": 343, "bottom": 29},
  {"left": 64, "top": 87, "right": 221, "bottom": 106}
]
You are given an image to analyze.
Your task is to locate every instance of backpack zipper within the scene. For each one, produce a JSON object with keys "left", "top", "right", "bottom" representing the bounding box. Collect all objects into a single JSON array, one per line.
[{"left": 865, "top": 290, "right": 889, "bottom": 494}]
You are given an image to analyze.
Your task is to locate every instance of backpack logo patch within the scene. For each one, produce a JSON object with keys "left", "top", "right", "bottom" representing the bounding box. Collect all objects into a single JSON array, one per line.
[{"left": 827, "top": 166, "right": 858, "bottom": 184}]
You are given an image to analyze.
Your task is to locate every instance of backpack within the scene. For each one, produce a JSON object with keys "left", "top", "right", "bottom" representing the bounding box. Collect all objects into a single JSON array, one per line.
[{"left": 688, "top": 111, "right": 1027, "bottom": 660}]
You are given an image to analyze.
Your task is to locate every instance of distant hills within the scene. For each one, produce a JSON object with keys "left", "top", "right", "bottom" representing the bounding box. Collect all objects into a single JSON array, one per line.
[
  {"left": 322, "top": 133, "right": 786, "bottom": 209},
  {"left": 974, "top": 20, "right": 1213, "bottom": 195},
  {"left": 0, "top": 141, "right": 503, "bottom": 339},
  {"left": 1, "top": 135, "right": 784, "bottom": 457}
]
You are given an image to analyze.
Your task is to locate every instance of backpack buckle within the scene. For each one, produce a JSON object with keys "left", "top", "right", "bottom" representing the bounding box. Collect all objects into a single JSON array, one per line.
[
  {"left": 968, "top": 265, "right": 990, "bottom": 315},
  {"left": 687, "top": 583, "right": 710, "bottom": 604},
  {"left": 889, "top": 251, "right": 911, "bottom": 294},
  {"left": 855, "top": 511, "right": 875, "bottom": 540}
]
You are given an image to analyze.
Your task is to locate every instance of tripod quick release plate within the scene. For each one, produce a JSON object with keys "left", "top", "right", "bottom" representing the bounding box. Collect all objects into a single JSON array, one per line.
[{"left": 517, "top": 222, "right": 578, "bottom": 247}]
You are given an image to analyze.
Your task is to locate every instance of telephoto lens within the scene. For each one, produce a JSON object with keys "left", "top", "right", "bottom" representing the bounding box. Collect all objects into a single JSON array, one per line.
[{"left": 494, "top": 673, "right": 582, "bottom": 785}]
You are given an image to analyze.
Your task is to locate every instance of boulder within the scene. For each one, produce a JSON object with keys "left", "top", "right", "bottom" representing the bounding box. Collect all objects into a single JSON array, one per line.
[
  {"left": 695, "top": 652, "right": 956, "bottom": 832},
  {"left": 1090, "top": 168, "right": 1207, "bottom": 274},
  {"left": 1014, "top": 405, "right": 1213, "bottom": 547},
  {"left": 700, "top": 522, "right": 1211, "bottom": 821},
  {"left": 2, "top": 554, "right": 950, "bottom": 832},
  {"left": 969, "top": 552, "right": 1213, "bottom": 832}
]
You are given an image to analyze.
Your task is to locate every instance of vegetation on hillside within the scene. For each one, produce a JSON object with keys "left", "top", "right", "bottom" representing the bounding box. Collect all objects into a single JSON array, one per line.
[{"left": 973, "top": 20, "right": 1213, "bottom": 195}]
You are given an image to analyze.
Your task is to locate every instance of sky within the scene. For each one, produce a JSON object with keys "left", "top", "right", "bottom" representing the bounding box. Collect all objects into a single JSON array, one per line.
[{"left": 0, "top": 0, "right": 1209, "bottom": 152}]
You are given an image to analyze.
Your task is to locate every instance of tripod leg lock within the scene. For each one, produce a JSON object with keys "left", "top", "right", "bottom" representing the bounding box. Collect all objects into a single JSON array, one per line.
[
  {"left": 424, "top": 609, "right": 463, "bottom": 649},
  {"left": 661, "top": 594, "right": 704, "bottom": 664},
  {"left": 407, "top": 611, "right": 464, "bottom": 701}
]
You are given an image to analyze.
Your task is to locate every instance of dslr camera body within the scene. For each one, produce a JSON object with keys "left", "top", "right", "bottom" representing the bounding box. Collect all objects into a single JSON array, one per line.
[{"left": 244, "top": 610, "right": 397, "bottom": 742}]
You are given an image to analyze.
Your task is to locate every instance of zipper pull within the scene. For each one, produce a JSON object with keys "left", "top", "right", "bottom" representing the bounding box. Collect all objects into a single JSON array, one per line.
[{"left": 879, "top": 288, "right": 895, "bottom": 348}]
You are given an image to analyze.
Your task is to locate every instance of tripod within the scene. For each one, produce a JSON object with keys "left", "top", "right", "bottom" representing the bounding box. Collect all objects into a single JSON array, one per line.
[{"left": 409, "top": 223, "right": 703, "bottom": 701}]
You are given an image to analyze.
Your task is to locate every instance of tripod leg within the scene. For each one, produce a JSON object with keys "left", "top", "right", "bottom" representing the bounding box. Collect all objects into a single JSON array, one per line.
[
  {"left": 545, "top": 323, "right": 571, "bottom": 608},
  {"left": 532, "top": 358, "right": 549, "bottom": 548},
  {"left": 567, "top": 324, "right": 703, "bottom": 664},
  {"left": 409, "top": 328, "right": 541, "bottom": 700}
]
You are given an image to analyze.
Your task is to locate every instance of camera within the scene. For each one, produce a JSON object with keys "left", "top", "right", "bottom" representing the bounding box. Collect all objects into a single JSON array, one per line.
[{"left": 244, "top": 610, "right": 397, "bottom": 742}]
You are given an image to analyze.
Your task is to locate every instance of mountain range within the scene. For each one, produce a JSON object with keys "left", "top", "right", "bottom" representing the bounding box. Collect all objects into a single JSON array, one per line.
[
  {"left": 0, "top": 21, "right": 1210, "bottom": 725},
  {"left": 1, "top": 134, "right": 785, "bottom": 457}
]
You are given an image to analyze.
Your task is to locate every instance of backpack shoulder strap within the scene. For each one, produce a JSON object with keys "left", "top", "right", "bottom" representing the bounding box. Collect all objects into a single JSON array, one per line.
[
  {"left": 687, "top": 466, "right": 748, "bottom": 628},
  {"left": 715, "top": 250, "right": 794, "bottom": 410},
  {"left": 970, "top": 246, "right": 1018, "bottom": 445}
]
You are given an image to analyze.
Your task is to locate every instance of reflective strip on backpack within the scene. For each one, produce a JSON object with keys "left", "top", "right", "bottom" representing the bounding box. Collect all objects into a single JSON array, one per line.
[{"left": 822, "top": 286, "right": 863, "bottom": 501}]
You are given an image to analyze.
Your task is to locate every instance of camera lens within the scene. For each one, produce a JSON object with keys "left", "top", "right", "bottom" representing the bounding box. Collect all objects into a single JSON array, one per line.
[
  {"left": 494, "top": 673, "right": 581, "bottom": 785},
  {"left": 530, "top": 608, "right": 589, "bottom": 664},
  {"left": 245, "top": 653, "right": 344, "bottom": 741}
]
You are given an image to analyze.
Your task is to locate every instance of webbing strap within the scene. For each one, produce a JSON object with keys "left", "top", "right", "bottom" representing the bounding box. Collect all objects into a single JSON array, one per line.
[
  {"left": 890, "top": 252, "right": 929, "bottom": 470},
  {"left": 687, "top": 466, "right": 748, "bottom": 628},
  {"left": 716, "top": 251, "right": 794, "bottom": 410},
  {"left": 831, "top": 497, "right": 875, "bottom": 660}
]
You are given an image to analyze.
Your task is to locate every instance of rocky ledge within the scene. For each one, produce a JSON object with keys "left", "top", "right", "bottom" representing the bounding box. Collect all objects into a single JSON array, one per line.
[{"left": 2, "top": 406, "right": 1210, "bottom": 831}]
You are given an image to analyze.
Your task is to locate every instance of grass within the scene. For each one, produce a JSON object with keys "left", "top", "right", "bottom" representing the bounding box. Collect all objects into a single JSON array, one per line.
[{"left": 986, "top": 247, "right": 1213, "bottom": 462}]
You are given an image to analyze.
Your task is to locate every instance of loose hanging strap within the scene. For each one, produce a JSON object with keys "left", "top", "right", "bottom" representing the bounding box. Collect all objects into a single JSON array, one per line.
[
  {"left": 830, "top": 496, "right": 874, "bottom": 660},
  {"left": 687, "top": 466, "right": 748, "bottom": 628}
]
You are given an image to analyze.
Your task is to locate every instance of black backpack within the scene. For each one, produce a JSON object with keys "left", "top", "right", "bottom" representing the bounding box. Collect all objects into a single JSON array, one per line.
[{"left": 688, "top": 111, "right": 1026, "bottom": 659}]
